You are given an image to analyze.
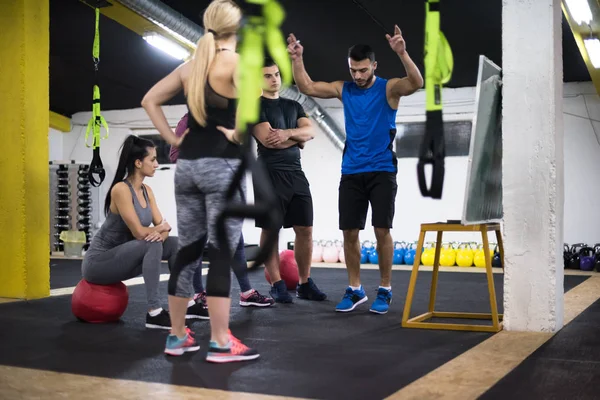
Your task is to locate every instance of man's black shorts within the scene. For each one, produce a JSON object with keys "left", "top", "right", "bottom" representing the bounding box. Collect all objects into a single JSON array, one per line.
[
  {"left": 255, "top": 169, "right": 313, "bottom": 229},
  {"left": 338, "top": 171, "right": 398, "bottom": 230}
]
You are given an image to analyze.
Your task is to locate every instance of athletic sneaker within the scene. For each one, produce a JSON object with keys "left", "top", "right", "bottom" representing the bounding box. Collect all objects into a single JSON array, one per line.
[
  {"left": 239, "top": 289, "right": 275, "bottom": 307},
  {"left": 269, "top": 280, "right": 293, "bottom": 303},
  {"left": 164, "top": 332, "right": 200, "bottom": 356},
  {"left": 145, "top": 309, "right": 171, "bottom": 329},
  {"left": 186, "top": 301, "right": 209, "bottom": 320},
  {"left": 297, "top": 277, "right": 327, "bottom": 301},
  {"left": 335, "top": 286, "right": 368, "bottom": 312},
  {"left": 369, "top": 288, "right": 392, "bottom": 314},
  {"left": 206, "top": 330, "right": 260, "bottom": 363}
]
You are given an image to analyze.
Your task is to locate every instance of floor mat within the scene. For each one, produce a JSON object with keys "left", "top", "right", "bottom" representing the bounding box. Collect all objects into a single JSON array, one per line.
[{"left": 2, "top": 266, "right": 589, "bottom": 399}]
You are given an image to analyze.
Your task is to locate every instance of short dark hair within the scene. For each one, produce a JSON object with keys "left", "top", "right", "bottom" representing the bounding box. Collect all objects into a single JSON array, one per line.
[
  {"left": 264, "top": 57, "right": 277, "bottom": 68},
  {"left": 348, "top": 44, "right": 375, "bottom": 62}
]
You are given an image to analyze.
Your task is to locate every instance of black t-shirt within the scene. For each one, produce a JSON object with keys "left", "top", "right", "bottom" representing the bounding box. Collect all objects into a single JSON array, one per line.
[{"left": 255, "top": 97, "right": 307, "bottom": 171}]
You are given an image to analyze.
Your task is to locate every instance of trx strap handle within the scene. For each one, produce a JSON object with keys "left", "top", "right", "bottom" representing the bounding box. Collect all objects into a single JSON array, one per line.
[
  {"left": 214, "top": 0, "right": 290, "bottom": 267},
  {"left": 418, "top": 0, "right": 453, "bottom": 199},
  {"left": 85, "top": 8, "right": 108, "bottom": 187}
]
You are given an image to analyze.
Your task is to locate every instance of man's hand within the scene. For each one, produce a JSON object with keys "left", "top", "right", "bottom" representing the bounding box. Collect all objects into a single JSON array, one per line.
[
  {"left": 286, "top": 33, "right": 304, "bottom": 61},
  {"left": 266, "top": 127, "right": 291, "bottom": 147},
  {"left": 386, "top": 25, "right": 406, "bottom": 56}
]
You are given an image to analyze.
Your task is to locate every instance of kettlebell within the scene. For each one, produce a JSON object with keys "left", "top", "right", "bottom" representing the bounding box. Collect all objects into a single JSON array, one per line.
[
  {"left": 393, "top": 241, "right": 406, "bottom": 265},
  {"left": 473, "top": 244, "right": 486, "bottom": 268},
  {"left": 593, "top": 244, "right": 600, "bottom": 272},
  {"left": 404, "top": 242, "right": 417, "bottom": 265},
  {"left": 440, "top": 242, "right": 456, "bottom": 267},
  {"left": 579, "top": 246, "right": 595, "bottom": 271},
  {"left": 420, "top": 242, "right": 436, "bottom": 266},
  {"left": 361, "top": 240, "right": 373, "bottom": 264},
  {"left": 563, "top": 243, "right": 572, "bottom": 269},
  {"left": 322, "top": 240, "right": 339, "bottom": 263},
  {"left": 368, "top": 242, "right": 379, "bottom": 264},
  {"left": 312, "top": 240, "right": 323, "bottom": 263},
  {"left": 568, "top": 243, "right": 586, "bottom": 270},
  {"left": 456, "top": 242, "right": 474, "bottom": 267},
  {"left": 492, "top": 244, "right": 502, "bottom": 268}
]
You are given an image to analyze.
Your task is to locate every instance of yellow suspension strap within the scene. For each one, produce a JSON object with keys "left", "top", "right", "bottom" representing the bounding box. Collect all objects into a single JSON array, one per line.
[
  {"left": 417, "top": 0, "right": 453, "bottom": 199},
  {"left": 215, "top": 0, "right": 291, "bottom": 268},
  {"left": 85, "top": 8, "right": 109, "bottom": 187}
]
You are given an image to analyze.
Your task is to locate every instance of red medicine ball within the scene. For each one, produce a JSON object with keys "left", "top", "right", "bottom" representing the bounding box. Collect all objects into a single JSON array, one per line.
[
  {"left": 71, "top": 279, "right": 129, "bottom": 323},
  {"left": 265, "top": 250, "right": 300, "bottom": 290}
]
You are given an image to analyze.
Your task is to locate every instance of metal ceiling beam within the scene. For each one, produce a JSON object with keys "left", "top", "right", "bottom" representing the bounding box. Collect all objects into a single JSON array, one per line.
[
  {"left": 562, "top": 1, "right": 600, "bottom": 95},
  {"left": 78, "top": 0, "right": 196, "bottom": 57}
]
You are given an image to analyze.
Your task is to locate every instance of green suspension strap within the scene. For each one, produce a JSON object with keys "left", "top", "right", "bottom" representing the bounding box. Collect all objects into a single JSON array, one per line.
[
  {"left": 85, "top": 8, "right": 109, "bottom": 187},
  {"left": 417, "top": 0, "right": 453, "bottom": 199},
  {"left": 215, "top": 0, "right": 291, "bottom": 268}
]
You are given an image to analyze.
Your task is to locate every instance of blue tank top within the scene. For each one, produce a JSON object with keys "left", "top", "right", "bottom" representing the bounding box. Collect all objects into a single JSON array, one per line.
[{"left": 341, "top": 77, "right": 398, "bottom": 175}]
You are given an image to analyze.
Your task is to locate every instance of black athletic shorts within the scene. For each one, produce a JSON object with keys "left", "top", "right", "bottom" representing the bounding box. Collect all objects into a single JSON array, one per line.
[
  {"left": 255, "top": 169, "right": 313, "bottom": 229},
  {"left": 338, "top": 171, "right": 398, "bottom": 230}
]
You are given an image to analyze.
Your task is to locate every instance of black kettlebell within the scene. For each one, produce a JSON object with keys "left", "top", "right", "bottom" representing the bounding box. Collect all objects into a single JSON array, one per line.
[
  {"left": 593, "top": 244, "right": 600, "bottom": 272},
  {"left": 563, "top": 243, "right": 572, "bottom": 269},
  {"left": 492, "top": 244, "right": 502, "bottom": 268},
  {"left": 568, "top": 243, "right": 586, "bottom": 269}
]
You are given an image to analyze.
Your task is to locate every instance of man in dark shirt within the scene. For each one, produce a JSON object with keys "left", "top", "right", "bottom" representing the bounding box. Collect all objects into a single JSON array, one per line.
[{"left": 252, "top": 58, "right": 327, "bottom": 303}]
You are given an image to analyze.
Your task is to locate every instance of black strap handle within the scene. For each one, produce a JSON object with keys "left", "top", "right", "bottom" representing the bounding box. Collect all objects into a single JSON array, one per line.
[
  {"left": 88, "top": 147, "right": 105, "bottom": 187},
  {"left": 417, "top": 110, "right": 445, "bottom": 199}
]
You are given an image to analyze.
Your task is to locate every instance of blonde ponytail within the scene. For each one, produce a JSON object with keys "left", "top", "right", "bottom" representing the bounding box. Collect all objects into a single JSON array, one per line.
[
  {"left": 188, "top": 34, "right": 216, "bottom": 127},
  {"left": 186, "top": 0, "right": 241, "bottom": 127}
]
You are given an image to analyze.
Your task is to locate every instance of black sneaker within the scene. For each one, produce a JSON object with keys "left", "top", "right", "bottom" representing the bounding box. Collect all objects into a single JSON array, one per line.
[
  {"left": 239, "top": 289, "right": 275, "bottom": 307},
  {"left": 269, "top": 280, "right": 293, "bottom": 303},
  {"left": 186, "top": 301, "right": 209, "bottom": 320},
  {"left": 297, "top": 277, "right": 327, "bottom": 301},
  {"left": 146, "top": 309, "right": 172, "bottom": 330}
]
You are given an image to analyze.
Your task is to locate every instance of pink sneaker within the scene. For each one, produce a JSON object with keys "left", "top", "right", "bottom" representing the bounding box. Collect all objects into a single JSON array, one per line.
[{"left": 239, "top": 289, "right": 275, "bottom": 307}]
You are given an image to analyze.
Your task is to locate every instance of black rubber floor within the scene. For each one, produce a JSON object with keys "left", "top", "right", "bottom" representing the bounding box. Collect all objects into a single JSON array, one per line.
[
  {"left": 2, "top": 263, "right": 589, "bottom": 399},
  {"left": 481, "top": 294, "right": 600, "bottom": 400}
]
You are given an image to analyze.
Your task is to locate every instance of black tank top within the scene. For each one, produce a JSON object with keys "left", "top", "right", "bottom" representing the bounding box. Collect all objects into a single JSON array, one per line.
[{"left": 178, "top": 80, "right": 241, "bottom": 160}]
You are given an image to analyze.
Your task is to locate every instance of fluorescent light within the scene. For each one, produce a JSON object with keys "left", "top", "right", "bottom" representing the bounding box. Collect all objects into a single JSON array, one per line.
[
  {"left": 143, "top": 33, "right": 190, "bottom": 60},
  {"left": 565, "top": 0, "right": 593, "bottom": 25},
  {"left": 584, "top": 38, "right": 600, "bottom": 68}
]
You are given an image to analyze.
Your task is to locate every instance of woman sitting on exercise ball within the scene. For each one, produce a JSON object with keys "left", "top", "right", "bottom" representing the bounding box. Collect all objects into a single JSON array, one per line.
[{"left": 81, "top": 134, "right": 206, "bottom": 329}]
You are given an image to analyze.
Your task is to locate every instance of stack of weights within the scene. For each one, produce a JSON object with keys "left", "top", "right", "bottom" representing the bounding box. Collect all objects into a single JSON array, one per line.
[
  {"left": 54, "top": 165, "right": 71, "bottom": 252},
  {"left": 77, "top": 165, "right": 92, "bottom": 250}
]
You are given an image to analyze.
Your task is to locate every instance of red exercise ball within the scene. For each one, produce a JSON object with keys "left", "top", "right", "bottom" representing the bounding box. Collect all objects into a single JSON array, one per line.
[
  {"left": 265, "top": 249, "right": 300, "bottom": 290},
  {"left": 71, "top": 279, "right": 129, "bottom": 323}
]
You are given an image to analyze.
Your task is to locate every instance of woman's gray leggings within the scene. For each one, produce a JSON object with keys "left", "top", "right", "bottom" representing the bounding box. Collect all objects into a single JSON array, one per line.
[{"left": 82, "top": 236, "right": 178, "bottom": 310}]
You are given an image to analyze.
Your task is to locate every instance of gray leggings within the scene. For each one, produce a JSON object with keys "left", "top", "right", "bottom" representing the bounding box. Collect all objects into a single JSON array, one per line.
[
  {"left": 82, "top": 236, "right": 178, "bottom": 310},
  {"left": 170, "top": 158, "right": 244, "bottom": 299}
]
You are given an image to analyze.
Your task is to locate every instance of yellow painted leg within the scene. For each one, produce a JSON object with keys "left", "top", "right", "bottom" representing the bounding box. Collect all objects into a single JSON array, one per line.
[
  {"left": 495, "top": 228, "right": 505, "bottom": 270},
  {"left": 402, "top": 229, "right": 427, "bottom": 325},
  {"left": 428, "top": 231, "right": 444, "bottom": 312},
  {"left": 481, "top": 227, "right": 501, "bottom": 330}
]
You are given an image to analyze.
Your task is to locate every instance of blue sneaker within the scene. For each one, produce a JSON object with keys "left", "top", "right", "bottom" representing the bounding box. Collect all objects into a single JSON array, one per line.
[
  {"left": 164, "top": 330, "right": 200, "bottom": 356},
  {"left": 269, "top": 280, "right": 293, "bottom": 303},
  {"left": 335, "top": 286, "right": 368, "bottom": 312},
  {"left": 369, "top": 288, "right": 392, "bottom": 314}
]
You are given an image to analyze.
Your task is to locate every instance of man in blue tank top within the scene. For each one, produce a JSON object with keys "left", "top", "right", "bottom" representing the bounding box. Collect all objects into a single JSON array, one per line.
[{"left": 287, "top": 26, "right": 423, "bottom": 314}]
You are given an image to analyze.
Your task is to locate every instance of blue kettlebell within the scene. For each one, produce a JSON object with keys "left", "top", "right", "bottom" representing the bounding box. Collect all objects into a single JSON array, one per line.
[
  {"left": 369, "top": 245, "right": 379, "bottom": 264},
  {"left": 404, "top": 242, "right": 417, "bottom": 265},
  {"left": 361, "top": 240, "right": 373, "bottom": 264},
  {"left": 393, "top": 241, "right": 406, "bottom": 264},
  {"left": 580, "top": 246, "right": 595, "bottom": 271}
]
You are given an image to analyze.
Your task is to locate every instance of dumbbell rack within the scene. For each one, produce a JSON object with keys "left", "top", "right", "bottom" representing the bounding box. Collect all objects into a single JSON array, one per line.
[{"left": 49, "top": 161, "right": 93, "bottom": 255}]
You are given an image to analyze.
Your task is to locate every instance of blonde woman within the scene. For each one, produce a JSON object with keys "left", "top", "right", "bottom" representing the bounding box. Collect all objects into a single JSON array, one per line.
[{"left": 142, "top": 0, "right": 258, "bottom": 362}]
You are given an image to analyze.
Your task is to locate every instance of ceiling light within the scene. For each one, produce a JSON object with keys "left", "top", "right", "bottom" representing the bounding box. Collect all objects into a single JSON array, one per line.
[
  {"left": 584, "top": 38, "right": 600, "bottom": 68},
  {"left": 565, "top": 0, "right": 593, "bottom": 25},
  {"left": 143, "top": 33, "right": 190, "bottom": 60}
]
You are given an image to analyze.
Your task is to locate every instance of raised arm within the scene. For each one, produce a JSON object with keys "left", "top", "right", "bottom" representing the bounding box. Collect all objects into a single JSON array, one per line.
[
  {"left": 287, "top": 33, "right": 343, "bottom": 100},
  {"left": 385, "top": 25, "right": 424, "bottom": 105}
]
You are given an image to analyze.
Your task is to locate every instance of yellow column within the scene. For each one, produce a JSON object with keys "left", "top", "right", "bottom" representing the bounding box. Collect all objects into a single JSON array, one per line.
[{"left": 0, "top": 0, "right": 50, "bottom": 299}]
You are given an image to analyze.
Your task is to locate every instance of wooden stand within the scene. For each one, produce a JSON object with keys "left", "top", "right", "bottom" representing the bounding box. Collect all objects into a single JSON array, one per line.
[{"left": 401, "top": 222, "right": 505, "bottom": 333}]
